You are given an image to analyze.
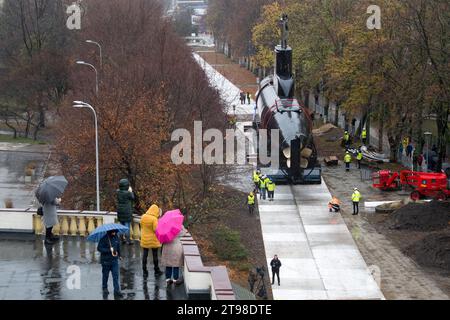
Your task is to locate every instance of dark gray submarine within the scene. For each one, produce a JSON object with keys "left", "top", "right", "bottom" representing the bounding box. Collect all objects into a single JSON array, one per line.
[{"left": 253, "top": 14, "right": 321, "bottom": 184}]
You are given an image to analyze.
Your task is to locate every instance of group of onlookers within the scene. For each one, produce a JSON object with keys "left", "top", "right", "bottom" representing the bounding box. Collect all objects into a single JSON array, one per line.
[{"left": 100, "top": 179, "right": 185, "bottom": 298}]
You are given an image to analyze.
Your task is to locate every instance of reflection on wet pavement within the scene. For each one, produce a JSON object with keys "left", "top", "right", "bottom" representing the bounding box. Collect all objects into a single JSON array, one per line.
[{"left": 0, "top": 235, "right": 187, "bottom": 300}]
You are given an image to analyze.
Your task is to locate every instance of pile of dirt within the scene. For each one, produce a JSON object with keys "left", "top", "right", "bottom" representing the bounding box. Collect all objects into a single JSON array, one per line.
[
  {"left": 375, "top": 201, "right": 405, "bottom": 213},
  {"left": 389, "top": 201, "right": 450, "bottom": 231},
  {"left": 405, "top": 231, "right": 450, "bottom": 269},
  {"left": 312, "top": 123, "right": 337, "bottom": 136}
]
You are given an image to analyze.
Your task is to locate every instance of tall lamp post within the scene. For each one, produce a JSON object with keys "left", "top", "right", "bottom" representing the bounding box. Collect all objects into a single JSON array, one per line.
[
  {"left": 73, "top": 101, "right": 100, "bottom": 212},
  {"left": 424, "top": 132, "right": 432, "bottom": 173},
  {"left": 76, "top": 61, "right": 99, "bottom": 96},
  {"left": 85, "top": 40, "right": 103, "bottom": 68}
]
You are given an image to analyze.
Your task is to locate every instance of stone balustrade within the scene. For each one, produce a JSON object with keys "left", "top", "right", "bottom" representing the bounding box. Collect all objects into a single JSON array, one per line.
[{"left": 31, "top": 210, "right": 142, "bottom": 240}]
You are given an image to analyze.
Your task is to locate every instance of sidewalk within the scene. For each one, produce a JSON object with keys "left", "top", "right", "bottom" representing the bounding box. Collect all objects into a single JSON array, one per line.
[{"left": 258, "top": 183, "right": 384, "bottom": 300}]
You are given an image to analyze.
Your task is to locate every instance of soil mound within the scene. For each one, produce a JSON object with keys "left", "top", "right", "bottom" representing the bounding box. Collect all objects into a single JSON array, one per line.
[
  {"left": 405, "top": 231, "right": 450, "bottom": 269},
  {"left": 389, "top": 201, "right": 450, "bottom": 231},
  {"left": 312, "top": 123, "right": 337, "bottom": 136},
  {"left": 376, "top": 201, "right": 404, "bottom": 213}
]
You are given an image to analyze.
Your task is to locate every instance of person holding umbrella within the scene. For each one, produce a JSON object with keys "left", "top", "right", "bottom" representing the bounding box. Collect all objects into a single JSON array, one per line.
[
  {"left": 97, "top": 230, "right": 123, "bottom": 298},
  {"left": 156, "top": 209, "right": 186, "bottom": 286},
  {"left": 87, "top": 223, "right": 129, "bottom": 299},
  {"left": 161, "top": 225, "right": 186, "bottom": 286},
  {"left": 140, "top": 204, "right": 163, "bottom": 278},
  {"left": 35, "top": 176, "right": 68, "bottom": 245}
]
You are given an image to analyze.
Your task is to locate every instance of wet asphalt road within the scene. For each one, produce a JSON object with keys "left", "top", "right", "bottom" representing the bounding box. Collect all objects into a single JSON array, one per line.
[
  {"left": 0, "top": 143, "right": 49, "bottom": 208},
  {"left": 0, "top": 235, "right": 187, "bottom": 300}
]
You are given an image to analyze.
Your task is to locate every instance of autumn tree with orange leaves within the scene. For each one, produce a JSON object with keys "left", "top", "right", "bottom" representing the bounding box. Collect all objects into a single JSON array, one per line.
[{"left": 53, "top": 0, "right": 225, "bottom": 215}]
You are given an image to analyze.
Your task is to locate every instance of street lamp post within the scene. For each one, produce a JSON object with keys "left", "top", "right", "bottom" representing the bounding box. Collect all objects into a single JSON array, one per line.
[
  {"left": 85, "top": 40, "right": 102, "bottom": 68},
  {"left": 424, "top": 132, "right": 432, "bottom": 173},
  {"left": 73, "top": 101, "right": 100, "bottom": 212},
  {"left": 76, "top": 61, "right": 99, "bottom": 96}
]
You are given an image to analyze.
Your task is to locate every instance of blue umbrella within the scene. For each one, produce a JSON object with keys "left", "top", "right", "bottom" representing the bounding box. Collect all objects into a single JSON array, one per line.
[{"left": 87, "top": 223, "right": 129, "bottom": 242}]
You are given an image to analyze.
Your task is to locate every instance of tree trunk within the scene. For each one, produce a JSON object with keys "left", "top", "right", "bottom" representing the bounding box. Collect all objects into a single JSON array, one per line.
[
  {"left": 324, "top": 101, "right": 329, "bottom": 123},
  {"left": 378, "top": 122, "right": 384, "bottom": 152},
  {"left": 25, "top": 113, "right": 32, "bottom": 138},
  {"left": 304, "top": 89, "right": 310, "bottom": 109},
  {"left": 435, "top": 102, "right": 449, "bottom": 172},
  {"left": 39, "top": 106, "right": 46, "bottom": 128},
  {"left": 334, "top": 103, "right": 340, "bottom": 126},
  {"left": 32, "top": 122, "right": 40, "bottom": 141},
  {"left": 4, "top": 116, "right": 18, "bottom": 139}
]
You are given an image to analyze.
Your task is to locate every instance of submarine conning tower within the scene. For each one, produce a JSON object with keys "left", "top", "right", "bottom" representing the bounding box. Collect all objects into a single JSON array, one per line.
[{"left": 274, "top": 14, "right": 294, "bottom": 99}]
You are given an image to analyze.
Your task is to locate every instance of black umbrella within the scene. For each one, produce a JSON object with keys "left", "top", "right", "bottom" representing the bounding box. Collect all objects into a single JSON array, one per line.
[{"left": 35, "top": 176, "right": 68, "bottom": 205}]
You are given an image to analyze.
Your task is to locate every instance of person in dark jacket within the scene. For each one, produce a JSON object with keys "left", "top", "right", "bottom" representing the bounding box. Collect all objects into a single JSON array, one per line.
[
  {"left": 116, "top": 179, "right": 135, "bottom": 245},
  {"left": 270, "top": 255, "right": 282, "bottom": 286},
  {"left": 240, "top": 91, "right": 245, "bottom": 105},
  {"left": 97, "top": 230, "right": 123, "bottom": 297}
]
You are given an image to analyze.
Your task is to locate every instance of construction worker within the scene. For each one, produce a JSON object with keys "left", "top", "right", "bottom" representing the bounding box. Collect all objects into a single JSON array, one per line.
[
  {"left": 361, "top": 128, "right": 367, "bottom": 145},
  {"left": 328, "top": 196, "right": 341, "bottom": 213},
  {"left": 253, "top": 170, "right": 261, "bottom": 194},
  {"left": 356, "top": 148, "right": 363, "bottom": 169},
  {"left": 344, "top": 151, "right": 352, "bottom": 172},
  {"left": 247, "top": 192, "right": 255, "bottom": 214},
  {"left": 352, "top": 188, "right": 362, "bottom": 215},
  {"left": 343, "top": 131, "right": 350, "bottom": 148},
  {"left": 259, "top": 175, "right": 267, "bottom": 200},
  {"left": 266, "top": 179, "right": 276, "bottom": 201}
]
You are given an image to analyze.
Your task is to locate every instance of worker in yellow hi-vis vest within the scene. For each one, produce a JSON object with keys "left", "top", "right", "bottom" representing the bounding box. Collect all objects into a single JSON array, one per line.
[
  {"left": 247, "top": 192, "right": 255, "bottom": 215},
  {"left": 361, "top": 128, "right": 367, "bottom": 145},
  {"left": 352, "top": 188, "right": 362, "bottom": 215},
  {"left": 356, "top": 149, "right": 363, "bottom": 169},
  {"left": 259, "top": 175, "right": 267, "bottom": 200},
  {"left": 266, "top": 180, "right": 276, "bottom": 202},
  {"left": 344, "top": 151, "right": 352, "bottom": 172},
  {"left": 252, "top": 170, "right": 261, "bottom": 194},
  {"left": 343, "top": 131, "right": 350, "bottom": 148}
]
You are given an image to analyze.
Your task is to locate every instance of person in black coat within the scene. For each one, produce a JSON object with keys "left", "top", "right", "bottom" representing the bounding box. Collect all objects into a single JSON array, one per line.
[
  {"left": 116, "top": 179, "right": 135, "bottom": 244},
  {"left": 98, "top": 230, "right": 123, "bottom": 297},
  {"left": 270, "top": 255, "right": 282, "bottom": 286}
]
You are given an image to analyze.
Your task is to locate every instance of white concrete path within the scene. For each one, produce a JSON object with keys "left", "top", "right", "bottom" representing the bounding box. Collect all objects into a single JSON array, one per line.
[
  {"left": 259, "top": 182, "right": 385, "bottom": 300},
  {"left": 193, "top": 53, "right": 256, "bottom": 116}
]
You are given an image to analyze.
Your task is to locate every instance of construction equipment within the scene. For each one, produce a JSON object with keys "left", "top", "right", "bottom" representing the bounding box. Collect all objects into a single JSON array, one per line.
[{"left": 372, "top": 170, "right": 450, "bottom": 201}]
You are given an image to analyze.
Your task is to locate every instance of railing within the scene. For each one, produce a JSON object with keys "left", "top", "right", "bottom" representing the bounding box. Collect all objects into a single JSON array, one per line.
[{"left": 0, "top": 208, "right": 236, "bottom": 300}]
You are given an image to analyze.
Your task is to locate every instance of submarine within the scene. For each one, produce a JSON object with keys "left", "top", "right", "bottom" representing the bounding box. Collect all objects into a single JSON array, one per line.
[{"left": 253, "top": 14, "right": 321, "bottom": 184}]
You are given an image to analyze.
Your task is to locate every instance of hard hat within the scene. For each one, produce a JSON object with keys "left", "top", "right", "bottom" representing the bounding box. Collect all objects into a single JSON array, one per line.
[
  {"left": 354, "top": 187, "right": 358, "bottom": 190},
  {"left": 250, "top": 192, "right": 254, "bottom": 195},
  {"left": 346, "top": 151, "right": 350, "bottom": 154}
]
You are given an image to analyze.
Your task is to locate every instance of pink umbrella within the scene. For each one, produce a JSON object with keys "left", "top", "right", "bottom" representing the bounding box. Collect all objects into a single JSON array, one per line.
[{"left": 155, "top": 209, "right": 184, "bottom": 244}]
